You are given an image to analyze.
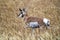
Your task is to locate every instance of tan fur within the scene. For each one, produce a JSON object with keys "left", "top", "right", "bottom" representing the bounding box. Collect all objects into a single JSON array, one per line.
[{"left": 24, "top": 15, "right": 44, "bottom": 26}]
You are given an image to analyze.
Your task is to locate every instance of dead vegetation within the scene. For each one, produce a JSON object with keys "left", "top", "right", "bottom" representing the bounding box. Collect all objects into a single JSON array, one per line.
[{"left": 0, "top": 0, "right": 60, "bottom": 40}]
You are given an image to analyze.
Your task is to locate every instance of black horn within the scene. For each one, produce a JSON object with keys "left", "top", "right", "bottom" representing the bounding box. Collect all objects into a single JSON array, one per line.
[{"left": 19, "top": 8, "right": 22, "bottom": 11}]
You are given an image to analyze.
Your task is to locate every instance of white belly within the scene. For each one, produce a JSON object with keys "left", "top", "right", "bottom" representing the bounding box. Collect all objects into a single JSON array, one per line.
[{"left": 28, "top": 22, "right": 39, "bottom": 28}]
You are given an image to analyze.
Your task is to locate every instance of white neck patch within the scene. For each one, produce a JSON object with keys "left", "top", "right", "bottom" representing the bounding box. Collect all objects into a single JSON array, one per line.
[{"left": 18, "top": 14, "right": 22, "bottom": 17}]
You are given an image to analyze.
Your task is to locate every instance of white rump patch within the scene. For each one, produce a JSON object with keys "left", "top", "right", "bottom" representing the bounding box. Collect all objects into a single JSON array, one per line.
[{"left": 43, "top": 18, "right": 50, "bottom": 25}]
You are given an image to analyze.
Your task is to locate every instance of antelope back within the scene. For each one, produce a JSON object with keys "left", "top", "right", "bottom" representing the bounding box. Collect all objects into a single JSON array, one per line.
[{"left": 25, "top": 17, "right": 44, "bottom": 25}]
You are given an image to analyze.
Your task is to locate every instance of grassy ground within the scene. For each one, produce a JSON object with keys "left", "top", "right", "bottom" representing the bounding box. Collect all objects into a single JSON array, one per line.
[{"left": 0, "top": 0, "right": 60, "bottom": 40}]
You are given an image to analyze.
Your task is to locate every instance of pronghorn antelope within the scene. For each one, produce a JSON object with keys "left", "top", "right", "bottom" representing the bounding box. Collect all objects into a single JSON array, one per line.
[{"left": 18, "top": 8, "right": 50, "bottom": 28}]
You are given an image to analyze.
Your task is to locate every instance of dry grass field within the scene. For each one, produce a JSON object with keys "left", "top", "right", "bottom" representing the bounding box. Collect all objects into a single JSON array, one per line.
[{"left": 0, "top": 0, "right": 60, "bottom": 40}]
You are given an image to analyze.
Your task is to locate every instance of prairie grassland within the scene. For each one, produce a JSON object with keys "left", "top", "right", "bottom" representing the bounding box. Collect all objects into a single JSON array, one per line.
[{"left": 0, "top": 0, "right": 60, "bottom": 40}]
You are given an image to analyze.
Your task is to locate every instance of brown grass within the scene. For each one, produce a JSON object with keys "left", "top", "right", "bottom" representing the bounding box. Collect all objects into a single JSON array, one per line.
[{"left": 0, "top": 0, "right": 60, "bottom": 40}]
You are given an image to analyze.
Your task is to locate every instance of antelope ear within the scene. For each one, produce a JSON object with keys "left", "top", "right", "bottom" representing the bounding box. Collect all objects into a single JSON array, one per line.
[
  {"left": 23, "top": 8, "right": 25, "bottom": 11},
  {"left": 23, "top": 8, "right": 27, "bottom": 12}
]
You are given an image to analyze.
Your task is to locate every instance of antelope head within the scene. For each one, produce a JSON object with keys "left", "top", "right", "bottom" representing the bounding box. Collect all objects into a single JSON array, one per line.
[{"left": 18, "top": 8, "right": 27, "bottom": 18}]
